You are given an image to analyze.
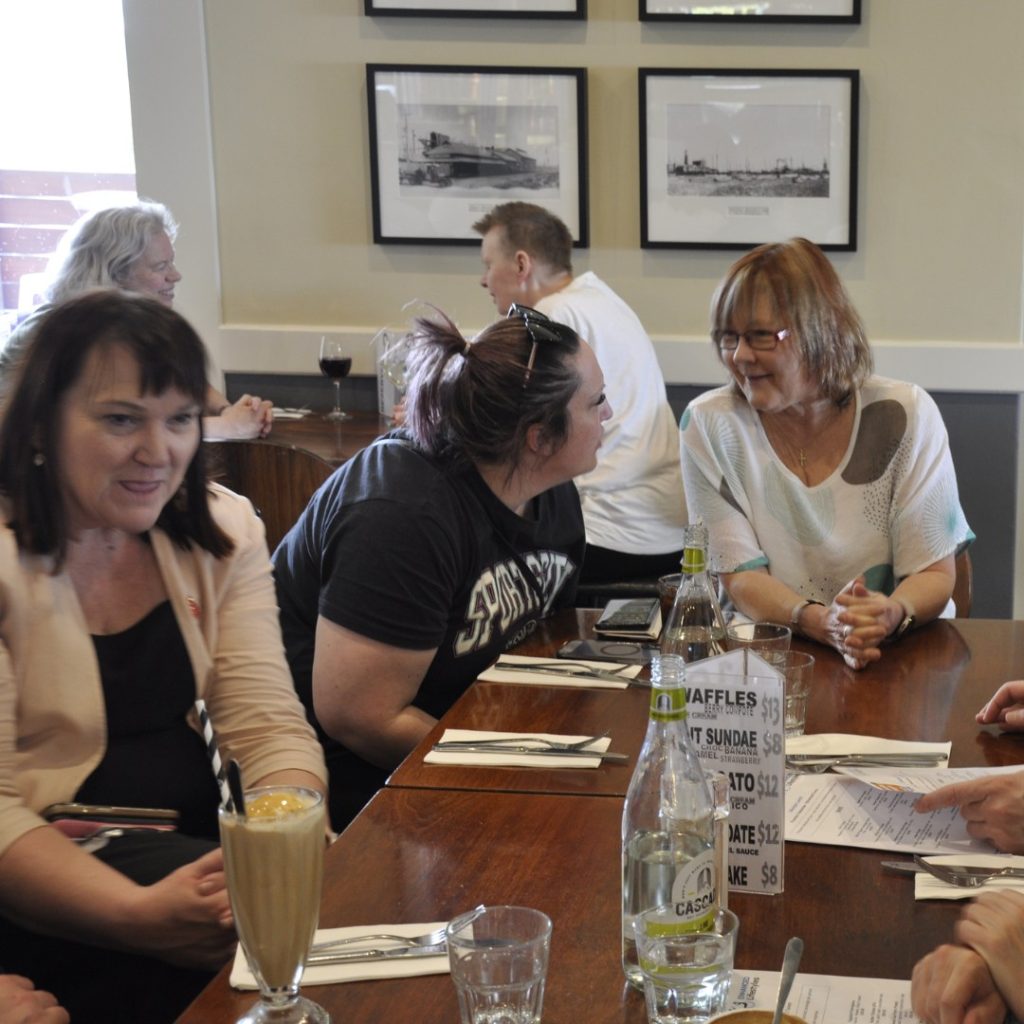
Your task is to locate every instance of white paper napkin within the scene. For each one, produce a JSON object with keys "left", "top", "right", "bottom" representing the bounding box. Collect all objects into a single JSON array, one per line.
[
  {"left": 229, "top": 921, "right": 450, "bottom": 989},
  {"left": 477, "top": 654, "right": 639, "bottom": 689},
  {"left": 271, "top": 406, "right": 310, "bottom": 419},
  {"left": 787, "top": 733, "right": 951, "bottom": 760},
  {"left": 423, "top": 728, "right": 614, "bottom": 769},
  {"left": 914, "top": 854, "right": 1024, "bottom": 901}
]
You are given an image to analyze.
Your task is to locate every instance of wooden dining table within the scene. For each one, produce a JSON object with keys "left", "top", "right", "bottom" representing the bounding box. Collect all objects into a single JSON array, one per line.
[
  {"left": 389, "top": 613, "right": 1024, "bottom": 795},
  {"left": 177, "top": 614, "right": 1024, "bottom": 1023}
]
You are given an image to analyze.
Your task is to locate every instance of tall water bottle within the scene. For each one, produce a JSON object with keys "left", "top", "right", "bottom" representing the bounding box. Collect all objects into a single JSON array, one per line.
[
  {"left": 621, "top": 653, "right": 718, "bottom": 987},
  {"left": 661, "top": 521, "right": 727, "bottom": 662}
]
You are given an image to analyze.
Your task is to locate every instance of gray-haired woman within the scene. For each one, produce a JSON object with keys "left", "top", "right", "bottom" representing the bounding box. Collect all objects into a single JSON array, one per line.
[{"left": 1, "top": 200, "right": 272, "bottom": 440}]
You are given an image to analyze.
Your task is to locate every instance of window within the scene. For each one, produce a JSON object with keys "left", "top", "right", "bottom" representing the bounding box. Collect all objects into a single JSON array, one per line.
[{"left": 0, "top": 0, "right": 136, "bottom": 336}]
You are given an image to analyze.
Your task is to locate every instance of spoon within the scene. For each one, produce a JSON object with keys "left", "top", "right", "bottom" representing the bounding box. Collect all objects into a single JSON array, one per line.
[{"left": 772, "top": 936, "right": 804, "bottom": 1024}]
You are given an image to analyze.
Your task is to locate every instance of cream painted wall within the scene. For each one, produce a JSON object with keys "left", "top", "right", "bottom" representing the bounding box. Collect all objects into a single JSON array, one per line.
[
  {"left": 123, "top": 0, "right": 1024, "bottom": 611},
  {"left": 194, "top": 0, "right": 1024, "bottom": 353}
]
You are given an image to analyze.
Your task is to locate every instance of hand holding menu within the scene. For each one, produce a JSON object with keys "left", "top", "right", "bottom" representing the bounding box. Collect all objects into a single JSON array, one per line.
[{"left": 784, "top": 770, "right": 1017, "bottom": 855}]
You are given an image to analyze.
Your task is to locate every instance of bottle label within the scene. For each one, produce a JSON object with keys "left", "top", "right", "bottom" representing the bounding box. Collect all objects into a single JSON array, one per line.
[
  {"left": 650, "top": 684, "right": 688, "bottom": 723},
  {"left": 667, "top": 847, "right": 717, "bottom": 931},
  {"left": 681, "top": 546, "right": 706, "bottom": 574}
]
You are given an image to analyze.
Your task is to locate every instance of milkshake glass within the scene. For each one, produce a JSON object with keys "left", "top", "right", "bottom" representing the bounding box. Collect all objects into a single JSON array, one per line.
[{"left": 219, "top": 786, "right": 328, "bottom": 1024}]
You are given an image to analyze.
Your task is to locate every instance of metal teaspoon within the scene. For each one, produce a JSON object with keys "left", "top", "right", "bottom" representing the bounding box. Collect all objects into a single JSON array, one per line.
[{"left": 772, "top": 936, "right": 804, "bottom": 1024}]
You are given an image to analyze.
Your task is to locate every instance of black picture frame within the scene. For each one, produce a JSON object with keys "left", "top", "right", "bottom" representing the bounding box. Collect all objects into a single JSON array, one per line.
[
  {"left": 366, "top": 0, "right": 586, "bottom": 18},
  {"left": 367, "top": 64, "right": 589, "bottom": 246},
  {"left": 639, "top": 68, "right": 859, "bottom": 251},
  {"left": 639, "top": 0, "right": 860, "bottom": 22}
]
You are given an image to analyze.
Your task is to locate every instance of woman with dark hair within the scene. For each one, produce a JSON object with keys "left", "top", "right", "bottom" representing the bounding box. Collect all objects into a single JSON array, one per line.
[
  {"left": 273, "top": 307, "right": 605, "bottom": 828},
  {"left": 0, "top": 200, "right": 273, "bottom": 440},
  {"left": 0, "top": 290, "right": 326, "bottom": 1022},
  {"left": 681, "top": 238, "right": 972, "bottom": 668}
]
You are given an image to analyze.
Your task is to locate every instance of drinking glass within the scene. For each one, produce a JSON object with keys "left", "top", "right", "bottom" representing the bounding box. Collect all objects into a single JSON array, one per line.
[
  {"left": 376, "top": 329, "right": 412, "bottom": 392},
  {"left": 319, "top": 335, "right": 352, "bottom": 421},
  {"left": 219, "top": 787, "right": 328, "bottom": 1024},
  {"left": 778, "top": 651, "right": 815, "bottom": 736},
  {"left": 446, "top": 905, "right": 552, "bottom": 1024},
  {"left": 725, "top": 623, "right": 791, "bottom": 668},
  {"left": 633, "top": 907, "right": 738, "bottom": 1024},
  {"left": 657, "top": 573, "right": 682, "bottom": 634},
  {"left": 374, "top": 328, "right": 413, "bottom": 424}
]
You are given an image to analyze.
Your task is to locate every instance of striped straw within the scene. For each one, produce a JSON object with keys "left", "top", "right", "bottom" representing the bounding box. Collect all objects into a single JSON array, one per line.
[{"left": 194, "top": 699, "right": 234, "bottom": 811}]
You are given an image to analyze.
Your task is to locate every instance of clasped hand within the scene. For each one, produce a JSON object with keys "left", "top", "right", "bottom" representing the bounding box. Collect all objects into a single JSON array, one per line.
[{"left": 826, "top": 577, "right": 899, "bottom": 669}]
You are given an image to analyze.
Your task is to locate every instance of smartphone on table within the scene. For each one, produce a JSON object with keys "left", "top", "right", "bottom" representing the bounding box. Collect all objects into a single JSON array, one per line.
[{"left": 594, "top": 597, "right": 660, "bottom": 636}]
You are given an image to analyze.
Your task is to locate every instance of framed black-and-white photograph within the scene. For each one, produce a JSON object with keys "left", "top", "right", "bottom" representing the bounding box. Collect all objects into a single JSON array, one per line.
[
  {"left": 367, "top": 65, "right": 588, "bottom": 246},
  {"left": 639, "top": 0, "right": 859, "bottom": 22},
  {"left": 366, "top": 0, "right": 585, "bottom": 17},
  {"left": 639, "top": 68, "right": 858, "bottom": 250}
]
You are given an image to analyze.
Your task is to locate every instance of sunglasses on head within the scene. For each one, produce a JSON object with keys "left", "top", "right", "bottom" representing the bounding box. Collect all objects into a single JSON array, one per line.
[{"left": 506, "top": 304, "right": 575, "bottom": 388}]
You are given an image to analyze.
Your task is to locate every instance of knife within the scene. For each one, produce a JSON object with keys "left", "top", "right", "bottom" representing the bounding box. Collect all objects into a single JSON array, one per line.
[
  {"left": 786, "top": 753, "right": 946, "bottom": 765},
  {"left": 493, "top": 661, "right": 634, "bottom": 685},
  {"left": 306, "top": 944, "right": 447, "bottom": 966},
  {"left": 431, "top": 743, "right": 629, "bottom": 762},
  {"left": 881, "top": 860, "right": 926, "bottom": 875}
]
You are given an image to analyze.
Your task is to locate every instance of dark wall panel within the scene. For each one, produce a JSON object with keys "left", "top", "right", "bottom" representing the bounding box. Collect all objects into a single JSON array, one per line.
[{"left": 229, "top": 373, "right": 1016, "bottom": 618}]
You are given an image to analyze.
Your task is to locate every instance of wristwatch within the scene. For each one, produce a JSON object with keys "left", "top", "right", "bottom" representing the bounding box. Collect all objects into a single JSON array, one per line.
[
  {"left": 888, "top": 600, "right": 916, "bottom": 642},
  {"left": 790, "top": 598, "right": 824, "bottom": 635},
  {"left": 891, "top": 611, "right": 916, "bottom": 641}
]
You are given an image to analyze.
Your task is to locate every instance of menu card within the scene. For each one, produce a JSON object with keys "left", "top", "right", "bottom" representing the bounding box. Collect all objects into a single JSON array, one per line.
[
  {"left": 726, "top": 970, "right": 921, "bottom": 1023},
  {"left": 785, "top": 765, "right": 1024, "bottom": 855},
  {"left": 785, "top": 773, "right": 981, "bottom": 854},
  {"left": 685, "top": 650, "right": 786, "bottom": 895}
]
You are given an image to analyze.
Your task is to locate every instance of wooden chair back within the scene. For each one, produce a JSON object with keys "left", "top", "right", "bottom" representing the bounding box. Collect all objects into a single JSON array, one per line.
[{"left": 204, "top": 440, "right": 334, "bottom": 553}]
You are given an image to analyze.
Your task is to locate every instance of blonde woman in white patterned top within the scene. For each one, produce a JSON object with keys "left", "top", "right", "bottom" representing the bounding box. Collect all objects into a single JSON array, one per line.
[{"left": 681, "top": 238, "right": 972, "bottom": 669}]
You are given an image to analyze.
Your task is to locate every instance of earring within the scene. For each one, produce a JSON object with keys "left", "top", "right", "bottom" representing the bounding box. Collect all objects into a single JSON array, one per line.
[{"left": 32, "top": 452, "right": 44, "bottom": 467}]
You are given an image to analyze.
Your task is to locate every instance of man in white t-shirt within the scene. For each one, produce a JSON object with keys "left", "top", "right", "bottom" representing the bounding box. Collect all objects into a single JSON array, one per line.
[{"left": 473, "top": 202, "right": 685, "bottom": 583}]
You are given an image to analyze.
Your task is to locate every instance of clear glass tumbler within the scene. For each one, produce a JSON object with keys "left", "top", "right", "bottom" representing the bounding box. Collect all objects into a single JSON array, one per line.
[
  {"left": 446, "top": 905, "right": 552, "bottom": 1024},
  {"left": 634, "top": 906, "right": 739, "bottom": 1024}
]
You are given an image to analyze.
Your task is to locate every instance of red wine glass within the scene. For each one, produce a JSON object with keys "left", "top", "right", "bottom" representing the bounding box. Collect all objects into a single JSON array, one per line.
[{"left": 319, "top": 336, "right": 352, "bottom": 421}]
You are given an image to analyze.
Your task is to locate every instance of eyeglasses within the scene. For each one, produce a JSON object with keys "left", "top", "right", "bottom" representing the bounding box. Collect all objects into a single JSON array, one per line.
[
  {"left": 715, "top": 328, "right": 790, "bottom": 352},
  {"left": 506, "top": 303, "right": 575, "bottom": 387}
]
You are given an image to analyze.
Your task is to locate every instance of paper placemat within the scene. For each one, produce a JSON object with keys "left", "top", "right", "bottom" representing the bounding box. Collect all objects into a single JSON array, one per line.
[
  {"left": 477, "top": 654, "right": 638, "bottom": 689},
  {"left": 230, "top": 921, "right": 450, "bottom": 989},
  {"left": 787, "top": 733, "right": 951, "bottom": 758},
  {"left": 424, "top": 729, "right": 613, "bottom": 768},
  {"left": 914, "top": 853, "right": 1024, "bottom": 900}
]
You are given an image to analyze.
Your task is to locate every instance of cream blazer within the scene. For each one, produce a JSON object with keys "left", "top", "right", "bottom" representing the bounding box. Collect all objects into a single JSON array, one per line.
[{"left": 0, "top": 484, "right": 326, "bottom": 855}]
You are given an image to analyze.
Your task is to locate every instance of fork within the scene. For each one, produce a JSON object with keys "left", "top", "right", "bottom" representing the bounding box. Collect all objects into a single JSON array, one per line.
[
  {"left": 310, "top": 925, "right": 448, "bottom": 953},
  {"left": 913, "top": 855, "right": 1024, "bottom": 888},
  {"left": 519, "top": 661, "right": 633, "bottom": 675},
  {"left": 434, "top": 731, "right": 610, "bottom": 752}
]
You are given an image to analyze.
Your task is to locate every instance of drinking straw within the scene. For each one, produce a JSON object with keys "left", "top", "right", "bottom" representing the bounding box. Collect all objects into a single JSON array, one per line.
[{"left": 194, "top": 698, "right": 234, "bottom": 811}]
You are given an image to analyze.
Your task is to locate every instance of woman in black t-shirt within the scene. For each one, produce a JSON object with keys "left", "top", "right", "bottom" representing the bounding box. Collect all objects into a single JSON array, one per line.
[{"left": 274, "top": 306, "right": 609, "bottom": 828}]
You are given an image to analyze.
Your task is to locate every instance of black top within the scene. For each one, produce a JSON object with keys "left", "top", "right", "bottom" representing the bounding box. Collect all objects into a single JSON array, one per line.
[
  {"left": 76, "top": 601, "right": 221, "bottom": 839},
  {"left": 273, "top": 434, "right": 584, "bottom": 827}
]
